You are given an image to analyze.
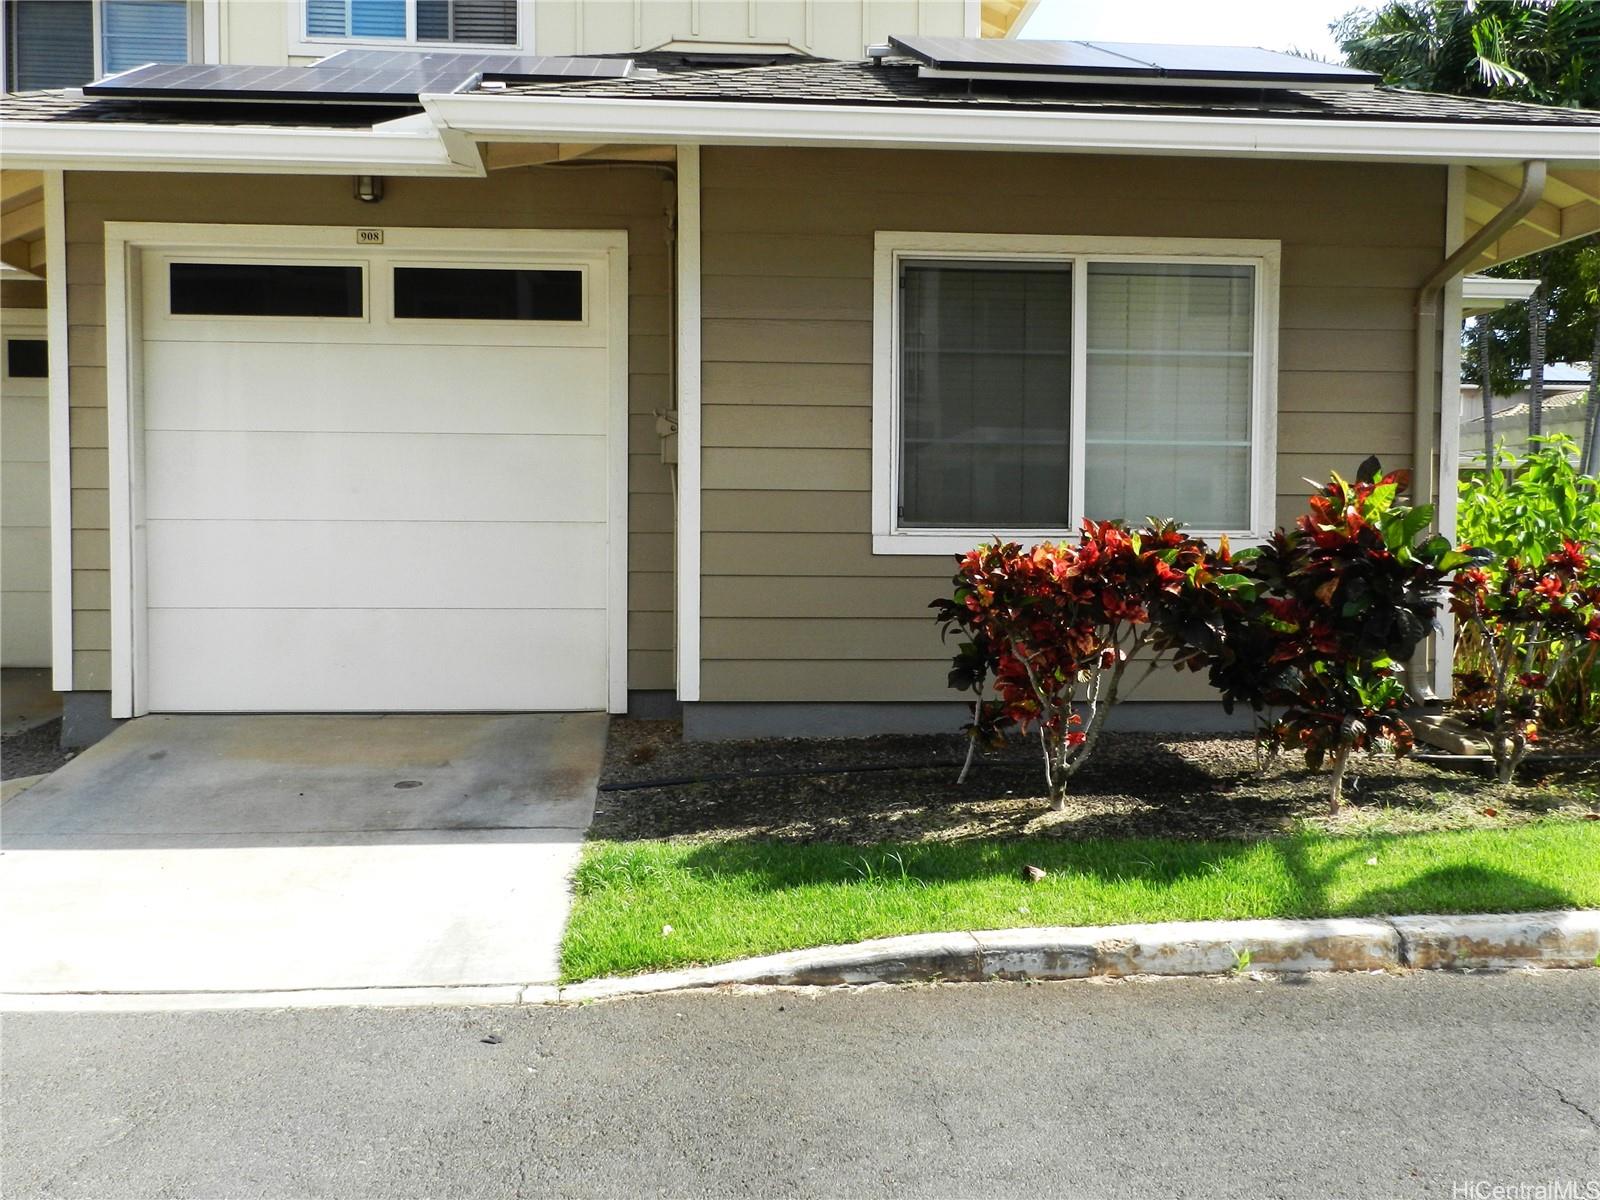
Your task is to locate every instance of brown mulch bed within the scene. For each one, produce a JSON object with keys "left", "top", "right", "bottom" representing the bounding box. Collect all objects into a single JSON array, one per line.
[
  {"left": 0, "top": 719, "right": 76, "bottom": 782},
  {"left": 595, "top": 719, "right": 1599, "bottom": 845}
]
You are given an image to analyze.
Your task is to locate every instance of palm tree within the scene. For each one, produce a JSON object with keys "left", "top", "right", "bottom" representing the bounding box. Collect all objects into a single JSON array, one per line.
[{"left": 1336, "top": 1, "right": 1600, "bottom": 108}]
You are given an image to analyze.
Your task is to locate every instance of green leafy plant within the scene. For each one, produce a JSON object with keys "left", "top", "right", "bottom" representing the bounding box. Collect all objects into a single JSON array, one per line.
[
  {"left": 1455, "top": 435, "right": 1600, "bottom": 731},
  {"left": 931, "top": 520, "right": 1212, "bottom": 811},
  {"left": 1204, "top": 459, "right": 1479, "bottom": 813},
  {"left": 1450, "top": 541, "right": 1600, "bottom": 781}
]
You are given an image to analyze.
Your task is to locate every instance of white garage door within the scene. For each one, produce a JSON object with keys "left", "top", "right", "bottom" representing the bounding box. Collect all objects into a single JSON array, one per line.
[{"left": 137, "top": 237, "right": 623, "bottom": 712}]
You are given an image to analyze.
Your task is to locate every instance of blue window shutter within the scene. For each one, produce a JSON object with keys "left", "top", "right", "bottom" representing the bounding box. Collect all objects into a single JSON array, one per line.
[
  {"left": 349, "top": 0, "right": 404, "bottom": 38},
  {"left": 305, "top": 0, "right": 348, "bottom": 37},
  {"left": 7, "top": 0, "right": 95, "bottom": 90},
  {"left": 101, "top": 0, "right": 189, "bottom": 73}
]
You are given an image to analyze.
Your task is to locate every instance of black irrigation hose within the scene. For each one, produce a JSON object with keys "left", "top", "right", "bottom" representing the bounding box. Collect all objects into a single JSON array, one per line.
[{"left": 598, "top": 758, "right": 996, "bottom": 793}]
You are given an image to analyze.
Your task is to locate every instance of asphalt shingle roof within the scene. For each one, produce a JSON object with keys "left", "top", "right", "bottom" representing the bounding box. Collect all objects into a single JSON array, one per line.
[
  {"left": 498, "top": 57, "right": 1600, "bottom": 127},
  {"left": 5, "top": 55, "right": 1599, "bottom": 129}
]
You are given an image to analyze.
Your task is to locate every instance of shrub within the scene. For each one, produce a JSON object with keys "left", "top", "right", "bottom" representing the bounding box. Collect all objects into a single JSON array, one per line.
[
  {"left": 931, "top": 520, "right": 1212, "bottom": 811},
  {"left": 1455, "top": 435, "right": 1600, "bottom": 731},
  {"left": 1450, "top": 541, "right": 1600, "bottom": 781},
  {"left": 1206, "top": 459, "right": 1476, "bottom": 813}
]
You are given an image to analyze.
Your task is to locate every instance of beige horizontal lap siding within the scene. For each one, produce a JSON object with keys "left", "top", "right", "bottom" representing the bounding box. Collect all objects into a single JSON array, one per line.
[
  {"left": 699, "top": 147, "right": 1444, "bottom": 704},
  {"left": 61, "top": 166, "right": 674, "bottom": 694}
]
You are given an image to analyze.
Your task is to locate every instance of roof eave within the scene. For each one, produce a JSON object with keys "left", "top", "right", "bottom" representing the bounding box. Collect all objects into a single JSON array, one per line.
[
  {"left": 422, "top": 91, "right": 1600, "bottom": 167},
  {"left": 0, "top": 112, "right": 485, "bottom": 175}
]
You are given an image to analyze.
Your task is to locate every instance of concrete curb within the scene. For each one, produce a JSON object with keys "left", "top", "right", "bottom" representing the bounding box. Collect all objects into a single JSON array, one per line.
[{"left": 5, "top": 911, "right": 1594, "bottom": 1012}]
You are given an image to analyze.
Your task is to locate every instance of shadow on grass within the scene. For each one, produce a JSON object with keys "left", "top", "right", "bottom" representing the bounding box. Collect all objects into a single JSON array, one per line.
[{"left": 671, "top": 827, "right": 1581, "bottom": 921}]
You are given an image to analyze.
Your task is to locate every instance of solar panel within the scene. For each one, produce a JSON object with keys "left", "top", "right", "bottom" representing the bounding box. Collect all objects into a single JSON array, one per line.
[
  {"left": 84, "top": 62, "right": 467, "bottom": 103},
  {"left": 887, "top": 35, "right": 1378, "bottom": 89},
  {"left": 82, "top": 50, "right": 635, "bottom": 105},
  {"left": 311, "top": 48, "right": 636, "bottom": 82}
]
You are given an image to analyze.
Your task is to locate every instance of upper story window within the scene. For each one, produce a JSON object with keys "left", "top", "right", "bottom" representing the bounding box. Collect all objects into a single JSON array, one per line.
[
  {"left": 302, "top": 0, "right": 517, "bottom": 46},
  {"left": 4, "top": 0, "right": 190, "bottom": 92},
  {"left": 872, "top": 232, "right": 1280, "bottom": 554}
]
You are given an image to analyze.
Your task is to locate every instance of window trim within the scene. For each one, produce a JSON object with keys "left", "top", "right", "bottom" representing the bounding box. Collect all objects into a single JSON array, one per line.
[
  {"left": 287, "top": 0, "right": 534, "bottom": 56},
  {"left": 871, "top": 231, "right": 1281, "bottom": 556}
]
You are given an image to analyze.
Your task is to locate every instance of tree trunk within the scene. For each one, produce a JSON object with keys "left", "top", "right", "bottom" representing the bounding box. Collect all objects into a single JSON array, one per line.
[
  {"left": 1582, "top": 318, "right": 1600, "bottom": 475},
  {"left": 1477, "top": 318, "right": 1496, "bottom": 465},
  {"left": 1327, "top": 742, "right": 1354, "bottom": 816},
  {"left": 1527, "top": 287, "right": 1548, "bottom": 442}
]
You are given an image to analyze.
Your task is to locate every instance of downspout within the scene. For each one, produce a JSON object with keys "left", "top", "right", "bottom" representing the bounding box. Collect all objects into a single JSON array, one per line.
[
  {"left": 1410, "top": 158, "right": 1545, "bottom": 700},
  {"left": 1413, "top": 159, "right": 1545, "bottom": 510}
]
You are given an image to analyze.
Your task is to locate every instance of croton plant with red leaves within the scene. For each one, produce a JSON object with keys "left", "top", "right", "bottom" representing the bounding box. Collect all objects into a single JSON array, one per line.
[
  {"left": 930, "top": 519, "right": 1213, "bottom": 811},
  {"left": 1450, "top": 538, "right": 1600, "bottom": 782},
  {"left": 1224, "top": 457, "right": 1481, "bottom": 812}
]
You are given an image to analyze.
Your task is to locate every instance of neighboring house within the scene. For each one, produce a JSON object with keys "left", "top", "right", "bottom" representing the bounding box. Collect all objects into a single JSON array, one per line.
[
  {"left": 1, "top": 31, "right": 1597, "bottom": 743},
  {"left": 3, "top": 0, "right": 1032, "bottom": 87},
  {"left": 1459, "top": 363, "right": 1593, "bottom": 463}
]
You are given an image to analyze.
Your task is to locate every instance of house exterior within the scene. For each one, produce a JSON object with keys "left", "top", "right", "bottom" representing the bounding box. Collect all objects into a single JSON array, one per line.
[{"left": 2, "top": 28, "right": 1597, "bottom": 743}]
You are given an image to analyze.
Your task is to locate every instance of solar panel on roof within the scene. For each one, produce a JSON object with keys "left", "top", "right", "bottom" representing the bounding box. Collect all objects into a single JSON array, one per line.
[
  {"left": 886, "top": 35, "right": 1378, "bottom": 89},
  {"left": 82, "top": 50, "right": 634, "bottom": 105},
  {"left": 84, "top": 62, "right": 465, "bottom": 103},
  {"left": 311, "top": 48, "right": 635, "bottom": 82}
]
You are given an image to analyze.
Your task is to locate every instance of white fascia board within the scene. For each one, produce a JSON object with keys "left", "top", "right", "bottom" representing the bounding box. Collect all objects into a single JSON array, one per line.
[
  {"left": 423, "top": 92, "right": 1600, "bottom": 166},
  {"left": 0, "top": 115, "right": 483, "bottom": 176},
  {"left": 1461, "top": 275, "right": 1539, "bottom": 304}
]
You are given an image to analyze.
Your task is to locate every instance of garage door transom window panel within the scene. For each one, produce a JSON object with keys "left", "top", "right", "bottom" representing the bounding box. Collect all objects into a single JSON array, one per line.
[
  {"left": 169, "top": 261, "right": 365, "bottom": 319},
  {"left": 873, "top": 233, "right": 1279, "bottom": 556},
  {"left": 393, "top": 266, "right": 584, "bottom": 322}
]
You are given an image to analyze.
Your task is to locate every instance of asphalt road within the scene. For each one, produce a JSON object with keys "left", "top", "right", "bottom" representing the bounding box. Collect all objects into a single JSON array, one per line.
[{"left": 4, "top": 971, "right": 1597, "bottom": 1199}]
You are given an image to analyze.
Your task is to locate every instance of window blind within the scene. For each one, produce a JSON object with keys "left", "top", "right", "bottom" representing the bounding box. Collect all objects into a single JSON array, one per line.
[
  {"left": 6, "top": 0, "right": 93, "bottom": 91},
  {"left": 306, "top": 0, "right": 406, "bottom": 38},
  {"left": 1084, "top": 262, "right": 1254, "bottom": 530},
  {"left": 416, "top": 0, "right": 516, "bottom": 43},
  {"left": 101, "top": 0, "right": 188, "bottom": 74},
  {"left": 899, "top": 261, "right": 1073, "bottom": 529}
]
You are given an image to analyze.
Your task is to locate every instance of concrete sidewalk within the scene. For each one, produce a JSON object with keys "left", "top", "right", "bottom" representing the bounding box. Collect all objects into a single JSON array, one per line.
[{"left": 0, "top": 713, "right": 605, "bottom": 993}]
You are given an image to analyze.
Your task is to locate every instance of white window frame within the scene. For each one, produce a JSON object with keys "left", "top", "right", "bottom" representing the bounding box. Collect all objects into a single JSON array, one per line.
[
  {"left": 287, "top": 0, "right": 534, "bottom": 56},
  {"left": 872, "top": 231, "right": 1280, "bottom": 556}
]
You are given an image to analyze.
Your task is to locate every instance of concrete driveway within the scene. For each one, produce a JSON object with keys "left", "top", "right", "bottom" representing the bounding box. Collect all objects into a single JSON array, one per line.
[{"left": 0, "top": 713, "right": 605, "bottom": 997}]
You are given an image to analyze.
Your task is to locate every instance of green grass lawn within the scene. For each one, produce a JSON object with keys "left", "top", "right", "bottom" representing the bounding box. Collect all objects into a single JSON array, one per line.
[{"left": 561, "top": 822, "right": 1600, "bottom": 981}]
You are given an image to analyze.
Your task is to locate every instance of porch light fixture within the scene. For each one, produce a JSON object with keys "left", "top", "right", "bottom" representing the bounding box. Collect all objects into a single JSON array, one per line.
[{"left": 355, "top": 174, "right": 385, "bottom": 203}]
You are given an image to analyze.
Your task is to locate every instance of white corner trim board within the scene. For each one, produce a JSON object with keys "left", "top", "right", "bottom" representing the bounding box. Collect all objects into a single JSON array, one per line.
[
  {"left": 675, "top": 146, "right": 703, "bottom": 703},
  {"left": 100, "top": 223, "right": 630, "bottom": 718},
  {"left": 422, "top": 93, "right": 1600, "bottom": 166},
  {"left": 44, "top": 171, "right": 73, "bottom": 692}
]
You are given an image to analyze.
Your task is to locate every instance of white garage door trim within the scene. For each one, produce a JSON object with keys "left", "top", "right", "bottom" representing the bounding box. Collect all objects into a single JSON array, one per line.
[{"left": 102, "top": 222, "right": 630, "bottom": 718}]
